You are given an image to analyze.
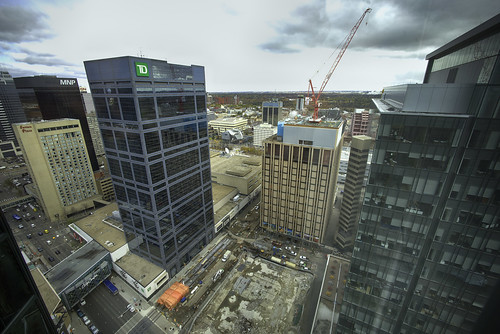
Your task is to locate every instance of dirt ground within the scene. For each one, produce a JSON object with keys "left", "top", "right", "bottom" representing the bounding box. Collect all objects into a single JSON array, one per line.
[{"left": 191, "top": 254, "right": 313, "bottom": 334}]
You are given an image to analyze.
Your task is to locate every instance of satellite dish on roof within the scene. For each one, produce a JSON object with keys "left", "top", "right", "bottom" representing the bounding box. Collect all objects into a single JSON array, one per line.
[{"left": 225, "top": 148, "right": 230, "bottom": 155}]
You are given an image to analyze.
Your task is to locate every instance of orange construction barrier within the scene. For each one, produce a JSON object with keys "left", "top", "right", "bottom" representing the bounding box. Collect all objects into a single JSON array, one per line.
[{"left": 157, "top": 282, "right": 190, "bottom": 310}]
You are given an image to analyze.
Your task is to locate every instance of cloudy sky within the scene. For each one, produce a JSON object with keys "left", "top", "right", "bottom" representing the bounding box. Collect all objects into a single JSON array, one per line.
[{"left": 1, "top": 0, "right": 499, "bottom": 92}]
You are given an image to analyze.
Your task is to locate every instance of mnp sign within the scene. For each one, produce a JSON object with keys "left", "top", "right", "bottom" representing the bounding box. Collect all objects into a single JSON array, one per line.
[{"left": 135, "top": 62, "right": 149, "bottom": 77}]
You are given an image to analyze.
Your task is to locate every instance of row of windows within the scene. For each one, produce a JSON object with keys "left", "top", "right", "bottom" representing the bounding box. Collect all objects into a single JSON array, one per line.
[{"left": 93, "top": 95, "right": 206, "bottom": 121}]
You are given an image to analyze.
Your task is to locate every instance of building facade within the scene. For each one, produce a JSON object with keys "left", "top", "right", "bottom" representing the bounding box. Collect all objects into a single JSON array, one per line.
[
  {"left": 84, "top": 56, "right": 214, "bottom": 275},
  {"left": 338, "top": 14, "right": 500, "bottom": 334},
  {"left": 14, "top": 75, "right": 99, "bottom": 171},
  {"left": 13, "top": 119, "right": 99, "bottom": 222},
  {"left": 335, "top": 135, "right": 372, "bottom": 250},
  {"left": 0, "top": 71, "right": 26, "bottom": 145},
  {"left": 260, "top": 119, "right": 344, "bottom": 243},
  {"left": 350, "top": 109, "right": 372, "bottom": 136},
  {"left": 253, "top": 123, "right": 277, "bottom": 147},
  {"left": 262, "top": 99, "right": 283, "bottom": 126},
  {"left": 82, "top": 92, "right": 106, "bottom": 156},
  {"left": 0, "top": 212, "right": 56, "bottom": 333}
]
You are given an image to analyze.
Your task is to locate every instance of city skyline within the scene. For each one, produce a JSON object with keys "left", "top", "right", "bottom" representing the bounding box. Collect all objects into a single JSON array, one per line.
[{"left": 0, "top": 0, "right": 499, "bottom": 92}]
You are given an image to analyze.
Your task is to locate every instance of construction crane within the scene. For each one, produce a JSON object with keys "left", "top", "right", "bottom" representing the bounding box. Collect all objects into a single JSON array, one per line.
[{"left": 308, "top": 8, "right": 372, "bottom": 122}]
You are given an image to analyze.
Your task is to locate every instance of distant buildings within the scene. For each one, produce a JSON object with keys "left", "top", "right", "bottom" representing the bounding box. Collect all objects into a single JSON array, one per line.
[
  {"left": 0, "top": 71, "right": 26, "bottom": 146},
  {"left": 335, "top": 135, "right": 372, "bottom": 249},
  {"left": 260, "top": 118, "right": 344, "bottom": 243},
  {"left": 84, "top": 56, "right": 214, "bottom": 275},
  {"left": 208, "top": 117, "right": 247, "bottom": 136},
  {"left": 253, "top": 123, "right": 277, "bottom": 147},
  {"left": 296, "top": 95, "right": 305, "bottom": 111},
  {"left": 13, "top": 119, "right": 99, "bottom": 222},
  {"left": 14, "top": 75, "right": 99, "bottom": 171},
  {"left": 262, "top": 99, "right": 283, "bottom": 126},
  {"left": 338, "top": 14, "right": 500, "bottom": 334}
]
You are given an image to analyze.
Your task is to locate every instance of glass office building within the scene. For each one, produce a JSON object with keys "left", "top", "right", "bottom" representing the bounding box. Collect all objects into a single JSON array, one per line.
[
  {"left": 0, "top": 71, "right": 26, "bottom": 145},
  {"left": 84, "top": 57, "right": 214, "bottom": 276},
  {"left": 338, "top": 14, "right": 500, "bottom": 333}
]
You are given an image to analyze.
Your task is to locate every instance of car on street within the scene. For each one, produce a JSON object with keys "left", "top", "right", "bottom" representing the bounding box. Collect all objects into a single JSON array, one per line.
[
  {"left": 76, "top": 309, "right": 84, "bottom": 318},
  {"left": 88, "top": 324, "right": 99, "bottom": 334},
  {"left": 82, "top": 315, "right": 91, "bottom": 326}
]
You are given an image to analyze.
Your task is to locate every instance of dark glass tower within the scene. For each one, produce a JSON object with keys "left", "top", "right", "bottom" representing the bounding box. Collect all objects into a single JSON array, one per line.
[
  {"left": 13, "top": 75, "right": 99, "bottom": 171},
  {"left": 84, "top": 56, "right": 214, "bottom": 276},
  {"left": 0, "top": 71, "right": 26, "bottom": 145},
  {"left": 338, "top": 14, "right": 500, "bottom": 333},
  {"left": 0, "top": 211, "right": 56, "bottom": 333}
]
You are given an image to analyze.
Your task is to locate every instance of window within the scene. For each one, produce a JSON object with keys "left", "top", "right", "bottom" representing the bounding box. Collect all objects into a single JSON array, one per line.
[{"left": 139, "top": 97, "right": 156, "bottom": 120}]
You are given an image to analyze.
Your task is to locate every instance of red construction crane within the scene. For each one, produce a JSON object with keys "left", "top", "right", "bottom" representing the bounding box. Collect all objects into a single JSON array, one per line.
[{"left": 308, "top": 8, "right": 372, "bottom": 122}]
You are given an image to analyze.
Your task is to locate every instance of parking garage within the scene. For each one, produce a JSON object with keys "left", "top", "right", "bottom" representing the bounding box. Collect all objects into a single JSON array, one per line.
[{"left": 44, "top": 241, "right": 112, "bottom": 310}]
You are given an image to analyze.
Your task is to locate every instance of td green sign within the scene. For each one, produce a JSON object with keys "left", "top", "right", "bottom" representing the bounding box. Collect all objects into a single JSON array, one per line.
[{"left": 135, "top": 62, "right": 149, "bottom": 77}]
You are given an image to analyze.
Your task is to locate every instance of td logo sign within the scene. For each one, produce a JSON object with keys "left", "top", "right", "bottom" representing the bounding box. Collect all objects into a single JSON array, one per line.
[{"left": 135, "top": 62, "right": 149, "bottom": 77}]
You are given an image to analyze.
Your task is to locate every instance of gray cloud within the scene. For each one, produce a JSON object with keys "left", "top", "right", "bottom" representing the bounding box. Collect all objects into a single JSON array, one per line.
[
  {"left": 261, "top": 0, "right": 500, "bottom": 55},
  {"left": 14, "top": 55, "right": 75, "bottom": 66},
  {"left": 0, "top": 5, "right": 53, "bottom": 43},
  {"left": 259, "top": 41, "right": 300, "bottom": 54}
]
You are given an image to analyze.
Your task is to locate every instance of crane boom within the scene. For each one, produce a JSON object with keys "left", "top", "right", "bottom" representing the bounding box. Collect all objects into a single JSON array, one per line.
[{"left": 309, "top": 8, "right": 372, "bottom": 122}]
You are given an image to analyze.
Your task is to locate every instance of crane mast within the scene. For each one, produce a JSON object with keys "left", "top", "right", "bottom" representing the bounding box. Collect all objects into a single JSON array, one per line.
[{"left": 309, "top": 8, "right": 372, "bottom": 122}]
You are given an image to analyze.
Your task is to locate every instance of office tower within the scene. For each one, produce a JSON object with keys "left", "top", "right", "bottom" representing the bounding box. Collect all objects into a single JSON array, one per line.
[
  {"left": 14, "top": 75, "right": 99, "bottom": 171},
  {"left": 84, "top": 56, "right": 214, "bottom": 275},
  {"left": 335, "top": 135, "right": 372, "bottom": 250},
  {"left": 296, "top": 95, "right": 305, "bottom": 111},
  {"left": 262, "top": 99, "right": 283, "bottom": 126},
  {"left": 260, "top": 119, "right": 344, "bottom": 243},
  {"left": 350, "top": 109, "right": 372, "bottom": 136},
  {"left": 338, "top": 14, "right": 500, "bottom": 334},
  {"left": 86, "top": 111, "right": 105, "bottom": 157},
  {"left": 82, "top": 92, "right": 105, "bottom": 156},
  {"left": 0, "top": 71, "right": 26, "bottom": 145},
  {"left": 253, "top": 123, "right": 277, "bottom": 147},
  {"left": 0, "top": 212, "right": 56, "bottom": 333},
  {"left": 13, "top": 119, "right": 99, "bottom": 222}
]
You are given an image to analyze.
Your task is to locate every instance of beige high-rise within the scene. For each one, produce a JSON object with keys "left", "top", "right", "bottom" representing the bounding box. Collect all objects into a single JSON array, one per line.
[
  {"left": 261, "top": 119, "right": 344, "bottom": 244},
  {"left": 335, "top": 135, "right": 372, "bottom": 249},
  {"left": 13, "top": 119, "right": 99, "bottom": 222}
]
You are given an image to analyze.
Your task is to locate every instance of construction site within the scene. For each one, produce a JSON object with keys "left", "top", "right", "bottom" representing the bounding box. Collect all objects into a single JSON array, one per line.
[{"left": 152, "top": 230, "right": 317, "bottom": 333}]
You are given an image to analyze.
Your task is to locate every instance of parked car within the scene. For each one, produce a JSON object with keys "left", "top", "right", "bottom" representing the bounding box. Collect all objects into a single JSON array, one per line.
[
  {"left": 18, "top": 224, "right": 23, "bottom": 229},
  {"left": 48, "top": 256, "right": 54, "bottom": 262},
  {"left": 37, "top": 247, "right": 43, "bottom": 252},
  {"left": 26, "top": 234, "right": 32, "bottom": 239},
  {"left": 82, "top": 315, "right": 91, "bottom": 326},
  {"left": 75, "top": 309, "right": 84, "bottom": 318},
  {"left": 38, "top": 231, "right": 43, "bottom": 236},
  {"left": 299, "top": 255, "right": 308, "bottom": 260},
  {"left": 88, "top": 324, "right": 99, "bottom": 334},
  {"left": 55, "top": 250, "right": 61, "bottom": 255}
]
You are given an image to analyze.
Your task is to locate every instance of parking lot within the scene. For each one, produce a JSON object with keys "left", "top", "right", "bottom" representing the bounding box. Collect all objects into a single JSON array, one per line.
[{"left": 3, "top": 198, "right": 83, "bottom": 272}]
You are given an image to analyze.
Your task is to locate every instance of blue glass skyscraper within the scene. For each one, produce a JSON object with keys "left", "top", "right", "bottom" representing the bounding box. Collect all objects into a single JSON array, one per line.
[{"left": 84, "top": 57, "right": 214, "bottom": 277}]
